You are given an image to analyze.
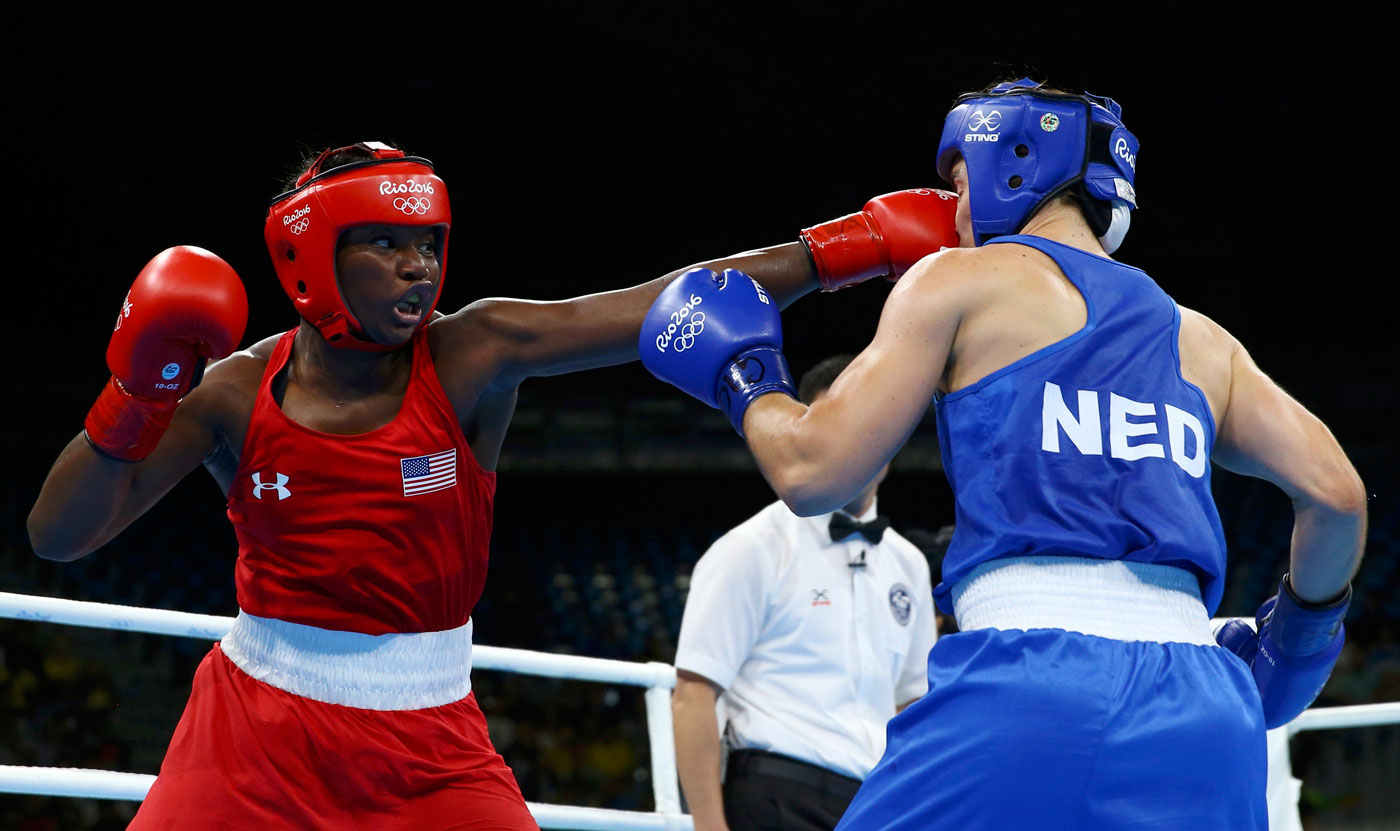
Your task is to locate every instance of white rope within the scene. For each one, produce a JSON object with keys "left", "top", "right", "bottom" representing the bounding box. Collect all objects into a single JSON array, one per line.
[
  {"left": 0, "top": 590, "right": 232, "bottom": 640},
  {"left": 528, "top": 804, "right": 693, "bottom": 830},
  {"left": 0, "top": 766, "right": 693, "bottom": 830},
  {"left": 0, "top": 592, "right": 677, "bottom": 689},
  {"left": 0, "top": 766, "right": 154, "bottom": 801},
  {"left": 1289, "top": 701, "right": 1400, "bottom": 735},
  {"left": 475, "top": 645, "right": 677, "bottom": 689}
]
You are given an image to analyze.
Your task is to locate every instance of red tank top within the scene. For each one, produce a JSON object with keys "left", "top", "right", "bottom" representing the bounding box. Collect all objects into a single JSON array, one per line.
[{"left": 227, "top": 328, "right": 495, "bottom": 635}]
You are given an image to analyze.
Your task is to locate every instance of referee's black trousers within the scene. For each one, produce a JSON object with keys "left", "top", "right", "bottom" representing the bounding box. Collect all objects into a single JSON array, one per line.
[{"left": 722, "top": 749, "right": 862, "bottom": 831}]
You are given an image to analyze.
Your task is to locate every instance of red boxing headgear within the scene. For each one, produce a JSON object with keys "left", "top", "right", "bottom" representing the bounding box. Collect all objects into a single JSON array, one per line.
[{"left": 264, "top": 141, "right": 451, "bottom": 350}]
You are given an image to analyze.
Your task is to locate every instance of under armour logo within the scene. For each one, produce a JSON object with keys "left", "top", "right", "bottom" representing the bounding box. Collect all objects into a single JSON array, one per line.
[
  {"left": 811, "top": 589, "right": 831, "bottom": 607},
  {"left": 251, "top": 472, "right": 291, "bottom": 501}
]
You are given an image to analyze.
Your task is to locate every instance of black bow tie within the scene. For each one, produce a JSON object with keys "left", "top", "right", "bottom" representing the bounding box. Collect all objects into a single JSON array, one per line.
[{"left": 829, "top": 513, "right": 889, "bottom": 545}]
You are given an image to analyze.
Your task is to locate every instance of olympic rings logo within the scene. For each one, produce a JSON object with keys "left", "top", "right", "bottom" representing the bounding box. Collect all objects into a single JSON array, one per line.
[
  {"left": 394, "top": 197, "right": 431, "bottom": 215},
  {"left": 289, "top": 218, "right": 310, "bottom": 235},
  {"left": 670, "top": 312, "right": 706, "bottom": 352}
]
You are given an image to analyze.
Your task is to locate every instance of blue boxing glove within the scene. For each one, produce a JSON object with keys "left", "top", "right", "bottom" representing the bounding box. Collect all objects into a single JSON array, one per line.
[
  {"left": 640, "top": 267, "right": 797, "bottom": 436},
  {"left": 1215, "top": 573, "right": 1351, "bottom": 729}
]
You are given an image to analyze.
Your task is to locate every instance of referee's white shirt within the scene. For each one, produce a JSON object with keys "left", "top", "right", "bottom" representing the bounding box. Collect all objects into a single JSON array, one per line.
[{"left": 674, "top": 500, "right": 937, "bottom": 781}]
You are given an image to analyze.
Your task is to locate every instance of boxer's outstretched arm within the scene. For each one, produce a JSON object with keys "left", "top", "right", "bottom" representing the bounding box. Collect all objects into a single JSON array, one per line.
[
  {"left": 741, "top": 253, "right": 965, "bottom": 515},
  {"left": 1211, "top": 340, "right": 1367, "bottom": 603},
  {"left": 437, "top": 188, "right": 958, "bottom": 386},
  {"left": 439, "top": 243, "right": 818, "bottom": 387}
]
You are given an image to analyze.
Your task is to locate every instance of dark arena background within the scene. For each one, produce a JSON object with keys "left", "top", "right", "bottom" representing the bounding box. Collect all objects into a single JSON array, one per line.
[{"left": 3, "top": 8, "right": 1394, "bottom": 830}]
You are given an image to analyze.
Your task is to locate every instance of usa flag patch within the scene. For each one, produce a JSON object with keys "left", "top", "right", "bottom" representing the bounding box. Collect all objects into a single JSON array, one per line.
[{"left": 400, "top": 449, "right": 457, "bottom": 497}]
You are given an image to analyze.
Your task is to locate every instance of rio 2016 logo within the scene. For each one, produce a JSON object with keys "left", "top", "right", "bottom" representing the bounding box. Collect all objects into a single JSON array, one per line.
[
  {"left": 281, "top": 206, "right": 311, "bottom": 226},
  {"left": 379, "top": 180, "right": 435, "bottom": 195},
  {"left": 1114, "top": 137, "right": 1137, "bottom": 171},
  {"left": 655, "top": 294, "right": 705, "bottom": 352},
  {"left": 113, "top": 292, "right": 133, "bottom": 332}
]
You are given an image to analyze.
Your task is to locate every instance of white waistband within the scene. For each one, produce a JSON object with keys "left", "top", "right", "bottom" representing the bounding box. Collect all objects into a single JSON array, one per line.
[
  {"left": 951, "top": 556, "right": 1216, "bottom": 645},
  {"left": 220, "top": 611, "right": 473, "bottom": 710}
]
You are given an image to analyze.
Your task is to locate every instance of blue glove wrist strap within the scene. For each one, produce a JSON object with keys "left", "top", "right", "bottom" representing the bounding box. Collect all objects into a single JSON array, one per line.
[
  {"left": 1268, "top": 573, "right": 1351, "bottom": 657},
  {"left": 715, "top": 346, "right": 797, "bottom": 437}
]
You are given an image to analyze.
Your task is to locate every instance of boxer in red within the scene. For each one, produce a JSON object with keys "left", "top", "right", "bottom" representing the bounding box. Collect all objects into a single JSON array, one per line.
[{"left": 27, "top": 142, "right": 959, "bottom": 829}]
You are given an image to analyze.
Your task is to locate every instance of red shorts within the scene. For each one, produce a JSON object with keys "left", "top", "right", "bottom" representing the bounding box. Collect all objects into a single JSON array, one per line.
[{"left": 129, "top": 644, "right": 537, "bottom": 830}]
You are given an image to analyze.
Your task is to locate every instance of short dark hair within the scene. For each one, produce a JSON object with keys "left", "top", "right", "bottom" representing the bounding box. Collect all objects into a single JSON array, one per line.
[{"left": 798, "top": 354, "right": 855, "bottom": 405}]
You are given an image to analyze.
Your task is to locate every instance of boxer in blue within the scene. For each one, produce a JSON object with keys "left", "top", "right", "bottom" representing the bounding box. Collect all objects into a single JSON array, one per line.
[{"left": 640, "top": 79, "right": 1367, "bottom": 829}]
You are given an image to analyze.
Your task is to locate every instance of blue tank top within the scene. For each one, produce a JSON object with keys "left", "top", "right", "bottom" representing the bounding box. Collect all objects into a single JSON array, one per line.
[{"left": 932, "top": 235, "right": 1228, "bottom": 615}]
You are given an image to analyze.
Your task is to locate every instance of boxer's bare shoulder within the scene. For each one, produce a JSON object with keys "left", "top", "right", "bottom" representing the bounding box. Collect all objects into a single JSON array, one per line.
[
  {"left": 180, "top": 331, "right": 287, "bottom": 489},
  {"left": 203, "top": 332, "right": 282, "bottom": 383},
  {"left": 899, "top": 243, "right": 1089, "bottom": 393},
  {"left": 897, "top": 242, "right": 1069, "bottom": 309},
  {"left": 426, "top": 299, "right": 529, "bottom": 421},
  {"left": 1176, "top": 305, "right": 1239, "bottom": 429},
  {"left": 183, "top": 333, "right": 282, "bottom": 419},
  {"left": 429, "top": 296, "right": 533, "bottom": 372}
]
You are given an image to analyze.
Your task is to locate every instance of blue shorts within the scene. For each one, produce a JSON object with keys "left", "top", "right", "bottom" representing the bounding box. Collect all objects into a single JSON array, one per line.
[{"left": 836, "top": 628, "right": 1268, "bottom": 831}]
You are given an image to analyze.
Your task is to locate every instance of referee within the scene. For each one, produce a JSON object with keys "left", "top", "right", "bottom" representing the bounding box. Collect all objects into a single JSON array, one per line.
[{"left": 671, "top": 355, "right": 939, "bottom": 831}]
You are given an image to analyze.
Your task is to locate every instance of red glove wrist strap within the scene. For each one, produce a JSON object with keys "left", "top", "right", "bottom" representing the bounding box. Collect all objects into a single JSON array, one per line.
[
  {"left": 800, "top": 212, "right": 890, "bottom": 291},
  {"left": 83, "top": 376, "right": 179, "bottom": 461}
]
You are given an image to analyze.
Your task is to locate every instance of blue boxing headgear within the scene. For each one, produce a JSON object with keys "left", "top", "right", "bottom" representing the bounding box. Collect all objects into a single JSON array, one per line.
[{"left": 936, "top": 79, "right": 1139, "bottom": 252}]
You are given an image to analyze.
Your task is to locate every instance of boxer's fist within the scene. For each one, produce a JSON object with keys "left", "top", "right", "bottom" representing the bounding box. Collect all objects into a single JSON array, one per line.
[
  {"left": 1215, "top": 574, "right": 1350, "bottom": 729},
  {"left": 801, "top": 188, "right": 959, "bottom": 291},
  {"left": 105, "top": 246, "right": 248, "bottom": 398},
  {"left": 640, "top": 268, "right": 796, "bottom": 436},
  {"left": 84, "top": 246, "right": 248, "bottom": 460}
]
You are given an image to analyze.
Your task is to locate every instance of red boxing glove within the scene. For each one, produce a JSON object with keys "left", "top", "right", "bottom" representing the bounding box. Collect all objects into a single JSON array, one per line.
[
  {"left": 84, "top": 246, "right": 249, "bottom": 460},
  {"left": 801, "top": 188, "right": 960, "bottom": 291}
]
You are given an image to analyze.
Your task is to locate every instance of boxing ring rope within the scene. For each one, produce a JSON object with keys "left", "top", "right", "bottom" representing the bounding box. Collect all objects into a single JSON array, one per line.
[
  {"left": 4, "top": 594, "right": 1399, "bottom": 830},
  {"left": 1287, "top": 701, "right": 1400, "bottom": 734},
  {"left": 0, "top": 591, "right": 691, "bottom": 831}
]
